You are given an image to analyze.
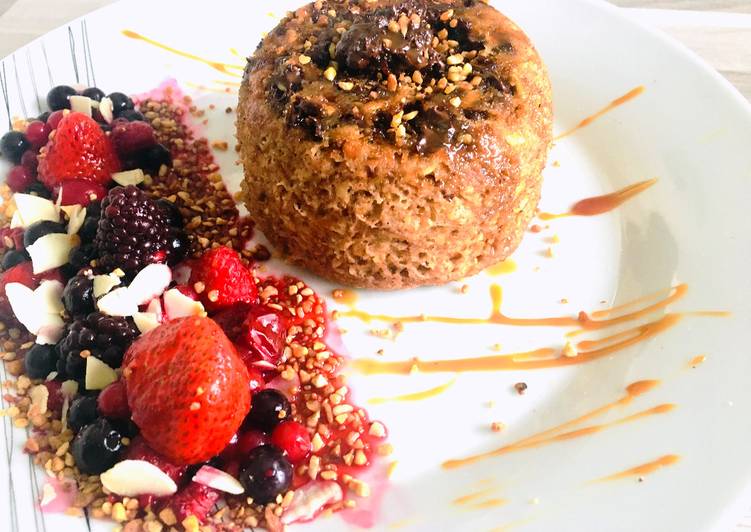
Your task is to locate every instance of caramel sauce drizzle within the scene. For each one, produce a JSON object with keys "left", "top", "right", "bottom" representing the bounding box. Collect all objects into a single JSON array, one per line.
[
  {"left": 442, "top": 381, "right": 672, "bottom": 469},
  {"left": 332, "top": 288, "right": 359, "bottom": 306},
  {"left": 486, "top": 259, "right": 517, "bottom": 276},
  {"left": 121, "top": 30, "right": 244, "bottom": 77},
  {"left": 538, "top": 178, "right": 657, "bottom": 220},
  {"left": 452, "top": 487, "right": 498, "bottom": 505},
  {"left": 594, "top": 454, "right": 680, "bottom": 482},
  {"left": 368, "top": 377, "right": 456, "bottom": 404},
  {"left": 554, "top": 86, "right": 646, "bottom": 140},
  {"left": 342, "top": 283, "right": 686, "bottom": 332}
]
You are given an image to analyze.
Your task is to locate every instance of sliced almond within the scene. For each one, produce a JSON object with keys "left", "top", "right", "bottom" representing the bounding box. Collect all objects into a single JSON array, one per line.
[
  {"left": 13, "top": 193, "right": 59, "bottom": 227},
  {"left": 128, "top": 263, "right": 172, "bottom": 306},
  {"left": 101, "top": 460, "right": 178, "bottom": 496},
  {"left": 63, "top": 205, "right": 87, "bottom": 236},
  {"left": 69, "top": 96, "right": 93, "bottom": 117},
  {"left": 162, "top": 288, "right": 205, "bottom": 319},
  {"left": 193, "top": 465, "right": 244, "bottom": 495},
  {"left": 281, "top": 481, "right": 343, "bottom": 525},
  {"left": 85, "top": 356, "right": 118, "bottom": 390},
  {"left": 112, "top": 169, "right": 145, "bottom": 187},
  {"left": 99, "top": 97, "right": 114, "bottom": 123},
  {"left": 27, "top": 233, "right": 77, "bottom": 274},
  {"left": 93, "top": 273, "right": 121, "bottom": 298},
  {"left": 133, "top": 312, "right": 160, "bottom": 334},
  {"left": 97, "top": 287, "right": 138, "bottom": 317}
]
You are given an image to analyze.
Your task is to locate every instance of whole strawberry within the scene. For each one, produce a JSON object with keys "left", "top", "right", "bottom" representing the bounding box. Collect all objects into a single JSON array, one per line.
[
  {"left": 37, "top": 112, "right": 120, "bottom": 190},
  {"left": 123, "top": 316, "right": 250, "bottom": 464},
  {"left": 189, "top": 246, "right": 258, "bottom": 312}
]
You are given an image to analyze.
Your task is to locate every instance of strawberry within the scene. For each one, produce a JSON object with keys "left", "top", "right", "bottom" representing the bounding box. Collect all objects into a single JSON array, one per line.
[
  {"left": 37, "top": 112, "right": 120, "bottom": 190},
  {"left": 157, "top": 482, "right": 219, "bottom": 524},
  {"left": 125, "top": 436, "right": 188, "bottom": 485},
  {"left": 123, "top": 316, "right": 251, "bottom": 465},
  {"left": 189, "top": 246, "right": 258, "bottom": 312}
]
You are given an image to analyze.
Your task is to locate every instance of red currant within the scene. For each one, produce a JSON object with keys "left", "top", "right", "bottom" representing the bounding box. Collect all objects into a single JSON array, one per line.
[
  {"left": 271, "top": 420, "right": 311, "bottom": 463},
  {"left": 97, "top": 380, "right": 131, "bottom": 419},
  {"left": 6, "top": 166, "right": 35, "bottom": 192}
]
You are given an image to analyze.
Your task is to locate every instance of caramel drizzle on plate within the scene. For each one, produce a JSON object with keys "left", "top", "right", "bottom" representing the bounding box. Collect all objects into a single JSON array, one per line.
[
  {"left": 121, "top": 30, "right": 244, "bottom": 77},
  {"left": 538, "top": 178, "right": 657, "bottom": 220},
  {"left": 554, "top": 86, "right": 646, "bottom": 140},
  {"left": 593, "top": 454, "right": 680, "bottom": 482},
  {"left": 368, "top": 377, "right": 456, "bottom": 404},
  {"left": 442, "top": 381, "right": 672, "bottom": 469}
]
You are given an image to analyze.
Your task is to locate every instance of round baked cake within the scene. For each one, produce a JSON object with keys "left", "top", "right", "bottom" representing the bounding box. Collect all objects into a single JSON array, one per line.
[{"left": 237, "top": 0, "right": 553, "bottom": 289}]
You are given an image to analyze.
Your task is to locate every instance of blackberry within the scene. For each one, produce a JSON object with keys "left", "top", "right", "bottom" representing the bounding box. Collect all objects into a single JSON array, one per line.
[
  {"left": 95, "top": 186, "right": 186, "bottom": 274},
  {"left": 62, "top": 273, "right": 95, "bottom": 317},
  {"left": 58, "top": 312, "right": 138, "bottom": 380}
]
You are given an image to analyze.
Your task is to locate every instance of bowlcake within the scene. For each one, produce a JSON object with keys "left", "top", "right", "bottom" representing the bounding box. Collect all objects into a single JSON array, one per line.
[{"left": 237, "top": 0, "right": 553, "bottom": 288}]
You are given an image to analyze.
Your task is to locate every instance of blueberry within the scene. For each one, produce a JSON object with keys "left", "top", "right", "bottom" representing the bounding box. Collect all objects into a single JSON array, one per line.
[
  {"left": 0, "top": 131, "right": 30, "bottom": 163},
  {"left": 81, "top": 87, "right": 105, "bottom": 102},
  {"left": 63, "top": 274, "right": 95, "bottom": 317},
  {"left": 37, "top": 111, "right": 51, "bottom": 123},
  {"left": 243, "top": 389, "right": 290, "bottom": 433},
  {"left": 1, "top": 249, "right": 30, "bottom": 270},
  {"left": 118, "top": 109, "right": 145, "bottom": 122},
  {"left": 24, "top": 344, "right": 58, "bottom": 379},
  {"left": 68, "top": 243, "right": 97, "bottom": 271},
  {"left": 46, "top": 85, "right": 77, "bottom": 111},
  {"left": 24, "top": 181, "right": 51, "bottom": 198},
  {"left": 107, "top": 92, "right": 134, "bottom": 116},
  {"left": 23, "top": 220, "right": 66, "bottom": 247},
  {"left": 157, "top": 199, "right": 184, "bottom": 227},
  {"left": 238, "top": 445, "right": 292, "bottom": 504},
  {"left": 134, "top": 144, "right": 171, "bottom": 174},
  {"left": 71, "top": 418, "right": 122, "bottom": 473},
  {"left": 68, "top": 396, "right": 99, "bottom": 433},
  {"left": 168, "top": 232, "right": 189, "bottom": 263}
]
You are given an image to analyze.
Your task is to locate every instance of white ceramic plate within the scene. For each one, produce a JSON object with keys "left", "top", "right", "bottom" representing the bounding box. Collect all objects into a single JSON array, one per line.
[{"left": 2, "top": 0, "right": 751, "bottom": 531}]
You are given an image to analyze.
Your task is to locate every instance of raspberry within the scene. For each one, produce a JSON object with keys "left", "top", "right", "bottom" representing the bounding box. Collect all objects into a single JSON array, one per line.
[
  {"left": 189, "top": 247, "right": 258, "bottom": 312},
  {"left": 110, "top": 119, "right": 156, "bottom": 156},
  {"left": 158, "top": 482, "right": 219, "bottom": 524},
  {"left": 94, "top": 186, "right": 186, "bottom": 275},
  {"left": 97, "top": 380, "right": 130, "bottom": 419},
  {"left": 58, "top": 312, "right": 139, "bottom": 381}
]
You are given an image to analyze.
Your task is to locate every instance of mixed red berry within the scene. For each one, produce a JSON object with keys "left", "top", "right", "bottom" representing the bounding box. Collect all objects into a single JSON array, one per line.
[{"left": 0, "top": 83, "right": 388, "bottom": 530}]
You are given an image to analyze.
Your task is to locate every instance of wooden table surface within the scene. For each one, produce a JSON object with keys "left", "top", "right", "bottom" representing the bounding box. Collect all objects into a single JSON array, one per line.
[{"left": 0, "top": 1, "right": 750, "bottom": 531}]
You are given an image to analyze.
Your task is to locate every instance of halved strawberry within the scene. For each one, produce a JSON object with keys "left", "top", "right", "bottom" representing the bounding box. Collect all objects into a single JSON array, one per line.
[
  {"left": 123, "top": 316, "right": 251, "bottom": 465},
  {"left": 37, "top": 112, "right": 120, "bottom": 190}
]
